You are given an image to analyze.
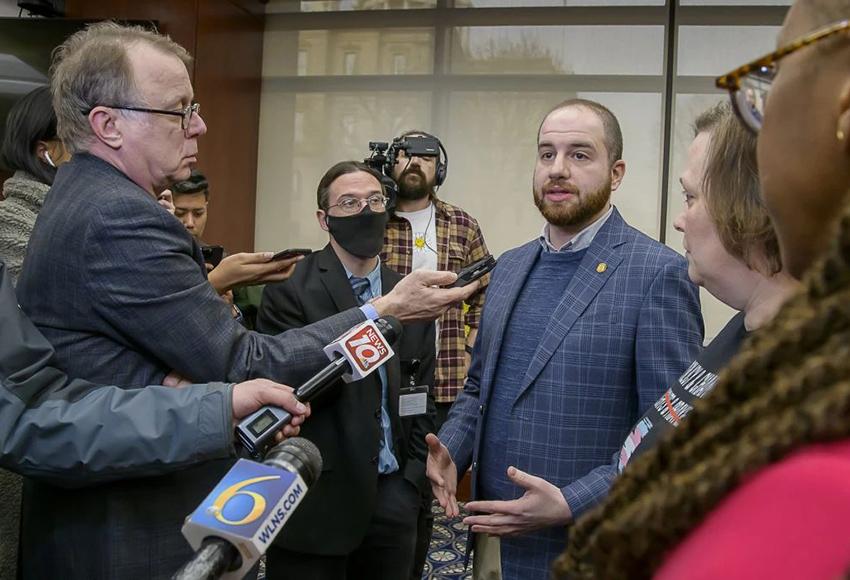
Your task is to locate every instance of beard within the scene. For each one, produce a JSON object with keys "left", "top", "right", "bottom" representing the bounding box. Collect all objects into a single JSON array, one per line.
[
  {"left": 533, "top": 178, "right": 612, "bottom": 229},
  {"left": 396, "top": 167, "right": 434, "bottom": 201}
]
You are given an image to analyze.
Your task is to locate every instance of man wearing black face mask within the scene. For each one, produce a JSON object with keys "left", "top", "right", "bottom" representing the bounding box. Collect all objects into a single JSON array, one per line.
[{"left": 257, "top": 161, "right": 437, "bottom": 580}]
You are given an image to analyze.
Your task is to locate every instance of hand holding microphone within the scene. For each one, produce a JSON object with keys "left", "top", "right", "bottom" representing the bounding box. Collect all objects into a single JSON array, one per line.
[{"left": 236, "top": 317, "right": 403, "bottom": 457}]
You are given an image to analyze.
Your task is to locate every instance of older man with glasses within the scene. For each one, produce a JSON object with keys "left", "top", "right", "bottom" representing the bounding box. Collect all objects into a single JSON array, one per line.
[
  {"left": 256, "top": 161, "right": 438, "bottom": 580},
  {"left": 16, "top": 23, "right": 478, "bottom": 579}
]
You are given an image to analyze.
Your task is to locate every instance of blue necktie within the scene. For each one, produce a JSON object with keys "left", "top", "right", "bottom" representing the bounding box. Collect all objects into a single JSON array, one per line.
[
  {"left": 350, "top": 276, "right": 371, "bottom": 306},
  {"left": 348, "top": 275, "right": 398, "bottom": 474}
]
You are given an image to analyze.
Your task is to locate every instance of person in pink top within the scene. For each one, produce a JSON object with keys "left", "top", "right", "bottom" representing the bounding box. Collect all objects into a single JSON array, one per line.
[{"left": 553, "top": 0, "right": 850, "bottom": 578}]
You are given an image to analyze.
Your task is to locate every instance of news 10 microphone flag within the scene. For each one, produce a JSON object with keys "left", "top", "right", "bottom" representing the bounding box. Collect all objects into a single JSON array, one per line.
[
  {"left": 181, "top": 458, "right": 307, "bottom": 580},
  {"left": 323, "top": 318, "right": 395, "bottom": 382}
]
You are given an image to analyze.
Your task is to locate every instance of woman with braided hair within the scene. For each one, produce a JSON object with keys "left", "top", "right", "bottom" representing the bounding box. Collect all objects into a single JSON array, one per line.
[{"left": 554, "top": 0, "right": 850, "bottom": 578}]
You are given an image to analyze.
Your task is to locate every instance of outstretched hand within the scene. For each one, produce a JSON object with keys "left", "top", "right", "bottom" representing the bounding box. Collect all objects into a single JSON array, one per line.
[
  {"left": 425, "top": 433, "right": 460, "bottom": 517},
  {"left": 463, "top": 466, "right": 572, "bottom": 536}
]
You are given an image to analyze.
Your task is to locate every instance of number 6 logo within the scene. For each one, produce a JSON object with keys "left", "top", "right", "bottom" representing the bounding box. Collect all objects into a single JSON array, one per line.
[{"left": 208, "top": 475, "right": 280, "bottom": 526}]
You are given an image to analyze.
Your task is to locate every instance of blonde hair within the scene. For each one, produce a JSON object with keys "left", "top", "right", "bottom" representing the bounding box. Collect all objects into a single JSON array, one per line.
[{"left": 696, "top": 102, "right": 782, "bottom": 275}]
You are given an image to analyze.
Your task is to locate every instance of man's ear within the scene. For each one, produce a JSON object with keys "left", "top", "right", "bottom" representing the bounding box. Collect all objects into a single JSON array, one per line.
[
  {"left": 610, "top": 159, "right": 626, "bottom": 191},
  {"left": 88, "top": 107, "right": 123, "bottom": 150},
  {"left": 317, "top": 209, "right": 329, "bottom": 232},
  {"left": 837, "top": 78, "right": 850, "bottom": 157}
]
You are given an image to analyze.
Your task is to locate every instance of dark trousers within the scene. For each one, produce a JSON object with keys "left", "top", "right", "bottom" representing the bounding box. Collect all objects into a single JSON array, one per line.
[
  {"left": 409, "top": 401, "right": 456, "bottom": 579},
  {"left": 265, "top": 472, "right": 419, "bottom": 580}
]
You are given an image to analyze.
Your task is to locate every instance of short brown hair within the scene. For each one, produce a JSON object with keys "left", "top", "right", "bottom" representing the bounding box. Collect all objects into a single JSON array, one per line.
[
  {"left": 695, "top": 102, "right": 782, "bottom": 275},
  {"left": 50, "top": 21, "right": 192, "bottom": 153},
  {"left": 316, "top": 161, "right": 385, "bottom": 210},
  {"left": 539, "top": 98, "right": 623, "bottom": 165}
]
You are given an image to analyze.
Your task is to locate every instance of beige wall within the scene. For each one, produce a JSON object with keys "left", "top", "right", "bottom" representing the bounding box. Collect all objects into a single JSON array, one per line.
[{"left": 256, "top": 15, "right": 782, "bottom": 341}]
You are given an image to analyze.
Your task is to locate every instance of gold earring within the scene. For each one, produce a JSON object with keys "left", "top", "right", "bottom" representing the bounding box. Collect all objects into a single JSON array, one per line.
[{"left": 839, "top": 129, "right": 847, "bottom": 142}]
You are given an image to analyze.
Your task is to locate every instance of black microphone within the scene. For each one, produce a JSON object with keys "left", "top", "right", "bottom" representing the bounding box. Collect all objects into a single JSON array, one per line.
[
  {"left": 174, "top": 437, "right": 323, "bottom": 580},
  {"left": 236, "top": 316, "right": 403, "bottom": 456}
]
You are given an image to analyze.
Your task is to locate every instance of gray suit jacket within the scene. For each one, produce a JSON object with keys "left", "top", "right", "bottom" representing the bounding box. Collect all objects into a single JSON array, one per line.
[{"left": 16, "top": 153, "right": 366, "bottom": 579}]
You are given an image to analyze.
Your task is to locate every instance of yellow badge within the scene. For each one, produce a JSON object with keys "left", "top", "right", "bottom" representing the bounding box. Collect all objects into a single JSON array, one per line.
[
  {"left": 414, "top": 235, "right": 426, "bottom": 249},
  {"left": 596, "top": 262, "right": 607, "bottom": 273}
]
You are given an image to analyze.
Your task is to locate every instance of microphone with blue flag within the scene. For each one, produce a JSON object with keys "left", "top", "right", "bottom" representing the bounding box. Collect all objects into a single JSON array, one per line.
[{"left": 174, "top": 437, "right": 322, "bottom": 580}]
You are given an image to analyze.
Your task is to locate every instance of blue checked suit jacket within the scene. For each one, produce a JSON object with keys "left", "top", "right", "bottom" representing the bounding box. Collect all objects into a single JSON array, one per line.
[{"left": 439, "top": 208, "right": 704, "bottom": 579}]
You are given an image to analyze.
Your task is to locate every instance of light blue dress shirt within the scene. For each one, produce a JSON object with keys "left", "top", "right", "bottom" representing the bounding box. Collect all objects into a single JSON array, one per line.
[{"left": 346, "top": 261, "right": 399, "bottom": 475}]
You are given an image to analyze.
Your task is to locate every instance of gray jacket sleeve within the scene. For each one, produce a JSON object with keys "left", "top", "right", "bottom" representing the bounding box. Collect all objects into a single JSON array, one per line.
[{"left": 0, "top": 261, "right": 235, "bottom": 487}]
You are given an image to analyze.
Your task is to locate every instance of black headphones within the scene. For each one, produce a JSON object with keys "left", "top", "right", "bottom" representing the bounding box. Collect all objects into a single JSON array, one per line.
[{"left": 399, "top": 130, "right": 448, "bottom": 187}]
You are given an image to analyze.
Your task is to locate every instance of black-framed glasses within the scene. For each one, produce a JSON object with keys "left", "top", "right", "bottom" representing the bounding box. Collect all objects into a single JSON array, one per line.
[
  {"left": 326, "top": 193, "right": 388, "bottom": 215},
  {"left": 716, "top": 19, "right": 849, "bottom": 134},
  {"left": 87, "top": 102, "right": 201, "bottom": 133}
]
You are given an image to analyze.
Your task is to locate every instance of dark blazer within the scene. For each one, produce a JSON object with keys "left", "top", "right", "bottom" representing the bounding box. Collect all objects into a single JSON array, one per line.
[
  {"left": 257, "top": 245, "right": 436, "bottom": 555},
  {"left": 15, "top": 154, "right": 366, "bottom": 579}
]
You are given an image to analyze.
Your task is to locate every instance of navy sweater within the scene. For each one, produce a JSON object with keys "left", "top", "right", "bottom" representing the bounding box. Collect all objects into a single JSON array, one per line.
[{"left": 479, "top": 248, "right": 587, "bottom": 501}]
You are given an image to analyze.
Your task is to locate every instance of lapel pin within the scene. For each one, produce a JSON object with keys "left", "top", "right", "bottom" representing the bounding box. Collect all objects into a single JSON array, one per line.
[{"left": 596, "top": 262, "right": 608, "bottom": 273}]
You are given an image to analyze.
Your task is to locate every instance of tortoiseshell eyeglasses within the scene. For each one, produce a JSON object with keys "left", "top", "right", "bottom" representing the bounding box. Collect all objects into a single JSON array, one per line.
[{"left": 715, "top": 19, "right": 849, "bottom": 134}]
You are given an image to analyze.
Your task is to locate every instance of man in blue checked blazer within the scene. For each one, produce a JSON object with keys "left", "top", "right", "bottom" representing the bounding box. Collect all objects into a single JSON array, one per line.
[{"left": 427, "top": 99, "right": 704, "bottom": 579}]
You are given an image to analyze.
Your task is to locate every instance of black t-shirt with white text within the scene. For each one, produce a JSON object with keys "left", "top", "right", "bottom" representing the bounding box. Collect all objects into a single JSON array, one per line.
[{"left": 618, "top": 311, "right": 748, "bottom": 471}]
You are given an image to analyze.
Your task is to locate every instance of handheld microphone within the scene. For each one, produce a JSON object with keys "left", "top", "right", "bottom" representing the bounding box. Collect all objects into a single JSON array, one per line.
[
  {"left": 236, "top": 317, "right": 403, "bottom": 457},
  {"left": 174, "top": 437, "right": 322, "bottom": 580}
]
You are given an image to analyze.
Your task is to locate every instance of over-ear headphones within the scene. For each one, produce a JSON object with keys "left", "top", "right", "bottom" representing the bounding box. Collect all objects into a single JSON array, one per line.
[{"left": 398, "top": 130, "right": 448, "bottom": 187}]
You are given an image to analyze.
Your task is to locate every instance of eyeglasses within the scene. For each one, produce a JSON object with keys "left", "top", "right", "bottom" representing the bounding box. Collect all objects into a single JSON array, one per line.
[
  {"left": 326, "top": 193, "right": 387, "bottom": 215},
  {"left": 716, "top": 20, "right": 849, "bottom": 134},
  {"left": 87, "top": 102, "right": 201, "bottom": 133}
]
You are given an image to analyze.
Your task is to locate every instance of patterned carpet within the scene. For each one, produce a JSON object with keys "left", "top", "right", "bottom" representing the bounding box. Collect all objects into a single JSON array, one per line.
[
  {"left": 258, "top": 502, "right": 472, "bottom": 579},
  {"left": 421, "top": 501, "right": 471, "bottom": 579}
]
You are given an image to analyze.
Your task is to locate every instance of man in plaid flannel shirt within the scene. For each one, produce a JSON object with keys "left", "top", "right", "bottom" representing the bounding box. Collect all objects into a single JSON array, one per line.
[
  {"left": 382, "top": 130, "right": 490, "bottom": 580},
  {"left": 382, "top": 130, "right": 490, "bottom": 426}
]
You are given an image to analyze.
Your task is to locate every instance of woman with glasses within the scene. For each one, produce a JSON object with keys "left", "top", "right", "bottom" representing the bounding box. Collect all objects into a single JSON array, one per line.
[{"left": 552, "top": 3, "right": 850, "bottom": 579}]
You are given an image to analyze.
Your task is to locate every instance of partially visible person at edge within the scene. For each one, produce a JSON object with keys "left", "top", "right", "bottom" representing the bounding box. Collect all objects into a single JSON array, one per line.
[
  {"left": 0, "top": 84, "right": 71, "bottom": 580},
  {"left": 0, "top": 85, "right": 70, "bottom": 285},
  {"left": 171, "top": 170, "right": 291, "bottom": 328},
  {"left": 0, "top": 259, "right": 309, "bottom": 580},
  {"left": 382, "top": 129, "right": 490, "bottom": 580},
  {"left": 554, "top": 2, "right": 850, "bottom": 579}
]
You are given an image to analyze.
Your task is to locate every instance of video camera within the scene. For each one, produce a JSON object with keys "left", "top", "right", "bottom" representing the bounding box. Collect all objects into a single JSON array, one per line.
[
  {"left": 364, "top": 135, "right": 442, "bottom": 204},
  {"left": 364, "top": 135, "right": 441, "bottom": 177}
]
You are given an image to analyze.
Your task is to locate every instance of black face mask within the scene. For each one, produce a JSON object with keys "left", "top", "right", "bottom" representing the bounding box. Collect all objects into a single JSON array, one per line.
[{"left": 325, "top": 207, "right": 389, "bottom": 259}]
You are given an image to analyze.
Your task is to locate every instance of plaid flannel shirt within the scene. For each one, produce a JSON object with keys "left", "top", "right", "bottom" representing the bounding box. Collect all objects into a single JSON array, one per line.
[{"left": 382, "top": 198, "right": 489, "bottom": 403}]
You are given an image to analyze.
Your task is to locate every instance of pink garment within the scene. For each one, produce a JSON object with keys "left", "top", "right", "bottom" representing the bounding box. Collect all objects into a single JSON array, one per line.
[{"left": 656, "top": 439, "right": 850, "bottom": 580}]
